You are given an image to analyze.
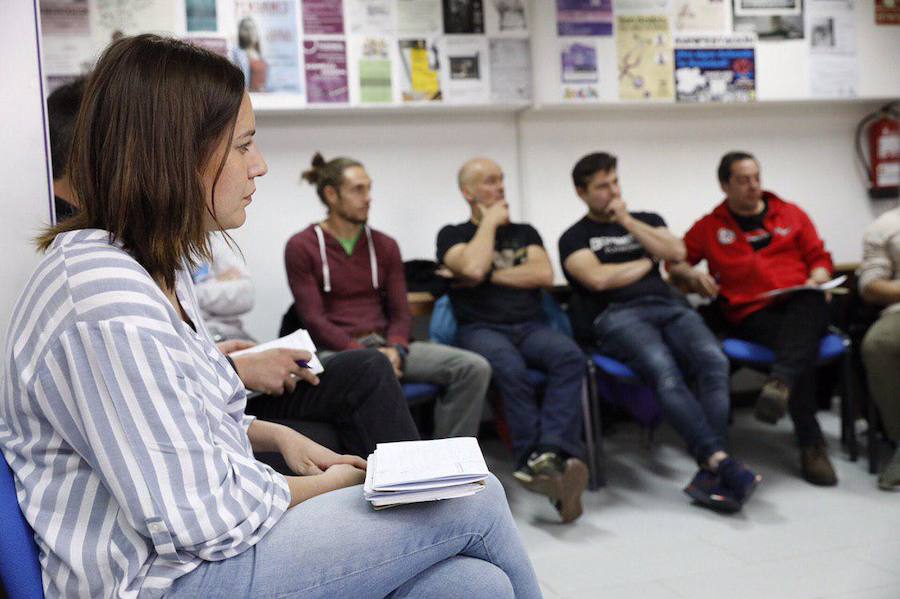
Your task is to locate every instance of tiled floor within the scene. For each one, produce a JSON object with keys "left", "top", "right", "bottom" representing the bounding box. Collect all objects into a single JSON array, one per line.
[{"left": 483, "top": 409, "right": 900, "bottom": 599}]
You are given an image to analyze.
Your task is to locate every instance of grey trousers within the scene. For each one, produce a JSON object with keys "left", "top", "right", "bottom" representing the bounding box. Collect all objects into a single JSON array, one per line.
[
  {"left": 862, "top": 311, "right": 900, "bottom": 442},
  {"left": 320, "top": 342, "right": 491, "bottom": 438}
]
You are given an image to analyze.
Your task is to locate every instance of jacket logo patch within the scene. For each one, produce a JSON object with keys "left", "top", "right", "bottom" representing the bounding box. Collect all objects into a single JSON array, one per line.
[
  {"left": 717, "top": 228, "right": 736, "bottom": 245},
  {"left": 774, "top": 226, "right": 791, "bottom": 236}
]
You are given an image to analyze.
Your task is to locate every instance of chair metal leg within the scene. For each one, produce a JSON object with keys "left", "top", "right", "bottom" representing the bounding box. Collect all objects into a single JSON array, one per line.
[
  {"left": 868, "top": 391, "right": 881, "bottom": 474},
  {"left": 840, "top": 350, "right": 858, "bottom": 462},
  {"left": 584, "top": 359, "right": 606, "bottom": 489}
]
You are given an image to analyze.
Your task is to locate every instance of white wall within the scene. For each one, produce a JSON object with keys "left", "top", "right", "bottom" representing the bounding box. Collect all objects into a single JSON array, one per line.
[{"left": 0, "top": 1, "right": 53, "bottom": 363}]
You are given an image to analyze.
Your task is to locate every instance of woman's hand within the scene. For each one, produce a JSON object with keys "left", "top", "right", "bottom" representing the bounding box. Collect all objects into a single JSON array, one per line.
[{"left": 280, "top": 433, "right": 366, "bottom": 476}]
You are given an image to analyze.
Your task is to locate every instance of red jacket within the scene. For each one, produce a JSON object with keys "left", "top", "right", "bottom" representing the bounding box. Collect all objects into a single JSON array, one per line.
[
  {"left": 683, "top": 192, "right": 833, "bottom": 323},
  {"left": 285, "top": 224, "right": 411, "bottom": 351}
]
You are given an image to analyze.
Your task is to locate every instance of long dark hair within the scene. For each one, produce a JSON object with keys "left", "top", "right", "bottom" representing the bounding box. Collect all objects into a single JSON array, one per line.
[{"left": 37, "top": 34, "right": 246, "bottom": 289}]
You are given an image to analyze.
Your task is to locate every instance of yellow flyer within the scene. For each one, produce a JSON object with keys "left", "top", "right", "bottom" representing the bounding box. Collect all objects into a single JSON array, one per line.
[{"left": 617, "top": 15, "right": 675, "bottom": 101}]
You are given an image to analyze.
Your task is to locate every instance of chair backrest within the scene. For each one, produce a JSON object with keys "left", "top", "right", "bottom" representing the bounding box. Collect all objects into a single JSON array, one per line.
[
  {"left": 0, "top": 455, "right": 44, "bottom": 599},
  {"left": 428, "top": 291, "right": 573, "bottom": 345}
]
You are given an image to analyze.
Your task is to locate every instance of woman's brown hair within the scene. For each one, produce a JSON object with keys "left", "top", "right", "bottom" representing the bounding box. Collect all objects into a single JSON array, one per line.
[
  {"left": 37, "top": 34, "right": 245, "bottom": 289},
  {"left": 301, "top": 152, "right": 362, "bottom": 208}
]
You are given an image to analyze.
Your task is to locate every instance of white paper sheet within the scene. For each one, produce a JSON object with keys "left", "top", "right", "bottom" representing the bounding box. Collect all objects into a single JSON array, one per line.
[{"left": 230, "top": 329, "right": 324, "bottom": 374}]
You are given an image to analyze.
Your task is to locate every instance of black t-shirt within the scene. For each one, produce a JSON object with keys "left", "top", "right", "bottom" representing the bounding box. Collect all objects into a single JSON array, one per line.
[
  {"left": 729, "top": 201, "right": 771, "bottom": 251},
  {"left": 558, "top": 213, "right": 674, "bottom": 339},
  {"left": 436, "top": 221, "right": 544, "bottom": 325}
]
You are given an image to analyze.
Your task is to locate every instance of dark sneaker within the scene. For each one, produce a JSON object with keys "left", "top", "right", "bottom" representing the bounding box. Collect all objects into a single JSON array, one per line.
[
  {"left": 877, "top": 447, "right": 900, "bottom": 491},
  {"left": 717, "top": 458, "right": 762, "bottom": 504},
  {"left": 515, "top": 453, "right": 588, "bottom": 524},
  {"left": 683, "top": 469, "right": 742, "bottom": 513},
  {"left": 755, "top": 378, "right": 790, "bottom": 424},
  {"left": 800, "top": 444, "right": 838, "bottom": 486}
]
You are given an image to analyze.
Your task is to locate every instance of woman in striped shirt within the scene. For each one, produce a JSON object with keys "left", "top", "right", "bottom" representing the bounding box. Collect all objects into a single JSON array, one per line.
[{"left": 1, "top": 35, "right": 539, "bottom": 598}]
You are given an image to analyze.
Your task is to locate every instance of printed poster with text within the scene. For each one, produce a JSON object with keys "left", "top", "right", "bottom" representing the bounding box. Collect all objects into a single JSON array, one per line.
[
  {"left": 876, "top": 0, "right": 900, "bottom": 24},
  {"left": 560, "top": 40, "right": 600, "bottom": 100},
  {"left": 399, "top": 39, "right": 442, "bottom": 101},
  {"left": 303, "top": 0, "right": 344, "bottom": 34},
  {"left": 347, "top": 0, "right": 396, "bottom": 34},
  {"left": 675, "top": 33, "right": 756, "bottom": 102},
  {"left": 41, "top": 0, "right": 93, "bottom": 84},
  {"left": 304, "top": 39, "right": 349, "bottom": 103},
  {"left": 490, "top": 39, "right": 532, "bottom": 101},
  {"left": 186, "top": 0, "right": 217, "bottom": 31},
  {"left": 442, "top": 36, "right": 490, "bottom": 103},
  {"left": 617, "top": 15, "right": 674, "bottom": 100},
  {"left": 557, "top": 0, "right": 614, "bottom": 36},
  {"left": 674, "top": 0, "right": 728, "bottom": 31},
  {"left": 355, "top": 36, "right": 394, "bottom": 103},
  {"left": 485, "top": 0, "right": 529, "bottom": 35},
  {"left": 732, "top": 0, "right": 804, "bottom": 39},
  {"left": 808, "top": 0, "right": 858, "bottom": 97},
  {"left": 234, "top": 0, "right": 303, "bottom": 93}
]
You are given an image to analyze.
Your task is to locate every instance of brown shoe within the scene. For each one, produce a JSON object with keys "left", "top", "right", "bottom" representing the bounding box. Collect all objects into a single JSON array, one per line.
[
  {"left": 755, "top": 379, "right": 790, "bottom": 424},
  {"left": 517, "top": 457, "right": 588, "bottom": 524},
  {"left": 800, "top": 445, "right": 838, "bottom": 486}
]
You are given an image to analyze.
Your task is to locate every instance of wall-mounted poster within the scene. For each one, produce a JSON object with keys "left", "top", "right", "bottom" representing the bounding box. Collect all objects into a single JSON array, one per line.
[
  {"left": 354, "top": 36, "right": 394, "bottom": 103},
  {"left": 234, "top": 0, "right": 303, "bottom": 93},
  {"left": 303, "top": 0, "right": 344, "bottom": 35},
  {"left": 398, "top": 0, "right": 443, "bottom": 35},
  {"left": 442, "top": 36, "right": 489, "bottom": 102},
  {"left": 617, "top": 15, "right": 674, "bottom": 100},
  {"left": 674, "top": 0, "right": 728, "bottom": 31},
  {"left": 560, "top": 40, "right": 600, "bottom": 100},
  {"left": 490, "top": 38, "right": 531, "bottom": 100},
  {"left": 186, "top": 0, "right": 217, "bottom": 31},
  {"left": 443, "top": 0, "right": 485, "bottom": 33},
  {"left": 347, "top": 0, "right": 395, "bottom": 34},
  {"left": 485, "top": 0, "right": 529, "bottom": 35},
  {"left": 875, "top": 0, "right": 900, "bottom": 24},
  {"left": 183, "top": 35, "right": 229, "bottom": 57},
  {"left": 675, "top": 33, "right": 756, "bottom": 102},
  {"left": 41, "top": 0, "right": 92, "bottom": 81},
  {"left": 732, "top": 0, "right": 804, "bottom": 39},
  {"left": 399, "top": 38, "right": 442, "bottom": 101},
  {"left": 304, "top": 39, "right": 349, "bottom": 103},
  {"left": 808, "top": 0, "right": 858, "bottom": 97},
  {"left": 557, "top": 0, "right": 614, "bottom": 36}
]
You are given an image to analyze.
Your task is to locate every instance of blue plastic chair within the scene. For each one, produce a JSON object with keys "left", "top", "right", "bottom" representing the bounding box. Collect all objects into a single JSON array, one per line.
[
  {"left": 429, "top": 293, "right": 604, "bottom": 489},
  {"left": 0, "top": 454, "right": 44, "bottom": 599},
  {"left": 722, "top": 331, "right": 857, "bottom": 460},
  {"left": 587, "top": 353, "right": 664, "bottom": 434},
  {"left": 402, "top": 382, "right": 442, "bottom": 406}
]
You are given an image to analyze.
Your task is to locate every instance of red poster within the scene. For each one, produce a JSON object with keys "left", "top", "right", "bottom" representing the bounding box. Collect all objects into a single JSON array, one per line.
[{"left": 876, "top": 0, "right": 900, "bottom": 25}]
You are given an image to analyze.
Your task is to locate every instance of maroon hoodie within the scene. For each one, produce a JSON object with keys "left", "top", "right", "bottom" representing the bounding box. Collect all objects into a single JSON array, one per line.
[
  {"left": 683, "top": 191, "right": 833, "bottom": 324},
  {"left": 284, "top": 224, "right": 411, "bottom": 351}
]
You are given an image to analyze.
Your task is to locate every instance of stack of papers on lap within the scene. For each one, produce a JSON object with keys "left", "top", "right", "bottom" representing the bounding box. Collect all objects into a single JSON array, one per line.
[
  {"left": 364, "top": 437, "right": 489, "bottom": 508},
  {"left": 756, "top": 275, "right": 848, "bottom": 299}
]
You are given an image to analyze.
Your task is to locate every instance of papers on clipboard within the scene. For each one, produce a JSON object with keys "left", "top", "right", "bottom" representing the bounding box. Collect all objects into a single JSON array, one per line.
[
  {"left": 364, "top": 438, "right": 490, "bottom": 508},
  {"left": 230, "top": 328, "right": 325, "bottom": 374},
  {"left": 756, "top": 275, "right": 848, "bottom": 299}
]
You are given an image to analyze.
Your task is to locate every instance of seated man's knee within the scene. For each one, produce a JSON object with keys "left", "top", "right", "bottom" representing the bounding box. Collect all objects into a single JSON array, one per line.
[{"left": 862, "top": 320, "right": 899, "bottom": 361}]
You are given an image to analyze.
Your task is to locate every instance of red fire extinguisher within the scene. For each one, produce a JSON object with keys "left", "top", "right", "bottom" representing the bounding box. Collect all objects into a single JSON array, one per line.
[{"left": 857, "top": 101, "right": 900, "bottom": 199}]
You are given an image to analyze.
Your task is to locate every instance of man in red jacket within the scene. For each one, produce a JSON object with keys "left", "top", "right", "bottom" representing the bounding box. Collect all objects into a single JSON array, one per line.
[
  {"left": 670, "top": 151, "right": 837, "bottom": 486},
  {"left": 284, "top": 153, "right": 491, "bottom": 440}
]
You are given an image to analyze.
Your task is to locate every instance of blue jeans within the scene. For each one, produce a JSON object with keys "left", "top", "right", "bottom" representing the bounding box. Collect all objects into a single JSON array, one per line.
[
  {"left": 593, "top": 296, "right": 730, "bottom": 463},
  {"left": 456, "top": 320, "right": 586, "bottom": 466},
  {"left": 165, "top": 474, "right": 540, "bottom": 598}
]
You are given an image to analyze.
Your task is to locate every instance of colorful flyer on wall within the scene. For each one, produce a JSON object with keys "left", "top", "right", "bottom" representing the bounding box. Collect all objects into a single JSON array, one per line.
[
  {"left": 183, "top": 35, "right": 230, "bottom": 57},
  {"left": 876, "top": 0, "right": 900, "bottom": 24},
  {"left": 484, "top": 0, "right": 529, "bottom": 35},
  {"left": 557, "top": 0, "right": 614, "bottom": 36},
  {"left": 234, "top": 0, "right": 303, "bottom": 93},
  {"left": 617, "top": 15, "right": 674, "bottom": 100},
  {"left": 41, "top": 0, "right": 93, "bottom": 81},
  {"left": 186, "top": 0, "right": 217, "bottom": 31},
  {"left": 490, "top": 38, "right": 531, "bottom": 100},
  {"left": 732, "top": 0, "right": 804, "bottom": 39},
  {"left": 398, "top": 0, "right": 443, "bottom": 35},
  {"left": 674, "top": 0, "right": 728, "bottom": 31},
  {"left": 674, "top": 33, "right": 756, "bottom": 102},
  {"left": 399, "top": 38, "right": 442, "bottom": 101},
  {"left": 303, "top": 0, "right": 344, "bottom": 35},
  {"left": 93, "top": 0, "right": 177, "bottom": 49},
  {"left": 443, "top": 0, "right": 485, "bottom": 33},
  {"left": 354, "top": 36, "right": 394, "bottom": 103},
  {"left": 347, "top": 0, "right": 396, "bottom": 34},
  {"left": 808, "top": 0, "right": 858, "bottom": 97},
  {"left": 441, "top": 36, "right": 490, "bottom": 103},
  {"left": 304, "top": 39, "right": 349, "bottom": 103},
  {"left": 560, "top": 40, "right": 600, "bottom": 100}
]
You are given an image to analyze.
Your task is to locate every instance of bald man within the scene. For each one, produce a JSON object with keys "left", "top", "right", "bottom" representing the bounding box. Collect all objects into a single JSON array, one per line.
[{"left": 436, "top": 158, "right": 589, "bottom": 524}]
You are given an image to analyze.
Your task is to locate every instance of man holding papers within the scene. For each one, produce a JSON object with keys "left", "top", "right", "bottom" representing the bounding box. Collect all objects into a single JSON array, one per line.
[{"left": 670, "top": 151, "right": 838, "bottom": 486}]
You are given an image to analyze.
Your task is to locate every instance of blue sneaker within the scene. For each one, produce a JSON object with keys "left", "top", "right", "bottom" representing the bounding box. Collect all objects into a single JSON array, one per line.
[
  {"left": 718, "top": 458, "right": 761, "bottom": 504},
  {"left": 684, "top": 469, "right": 741, "bottom": 513}
]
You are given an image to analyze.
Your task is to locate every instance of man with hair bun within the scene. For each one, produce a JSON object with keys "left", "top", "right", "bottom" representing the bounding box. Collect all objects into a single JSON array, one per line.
[{"left": 285, "top": 153, "right": 492, "bottom": 440}]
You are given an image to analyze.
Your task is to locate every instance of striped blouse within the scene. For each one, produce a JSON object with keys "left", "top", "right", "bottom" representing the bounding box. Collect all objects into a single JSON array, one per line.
[{"left": 1, "top": 230, "right": 291, "bottom": 598}]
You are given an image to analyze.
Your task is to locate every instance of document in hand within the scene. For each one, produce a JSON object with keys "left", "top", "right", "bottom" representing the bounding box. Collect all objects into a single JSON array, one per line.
[
  {"left": 756, "top": 275, "right": 848, "bottom": 299},
  {"left": 229, "top": 329, "right": 325, "bottom": 374},
  {"left": 364, "top": 437, "right": 490, "bottom": 508}
]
